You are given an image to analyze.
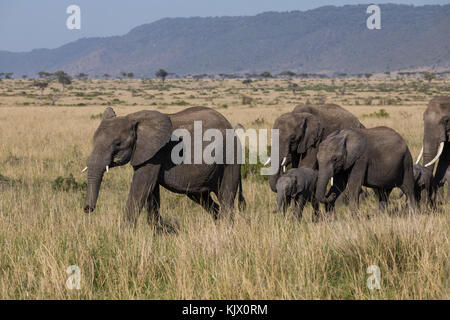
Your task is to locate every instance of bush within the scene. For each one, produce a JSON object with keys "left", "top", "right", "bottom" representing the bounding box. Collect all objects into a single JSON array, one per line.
[
  {"left": 52, "top": 174, "right": 86, "bottom": 192},
  {"left": 362, "top": 109, "right": 390, "bottom": 119},
  {"left": 242, "top": 95, "right": 253, "bottom": 105},
  {"left": 240, "top": 147, "right": 269, "bottom": 182},
  {"left": 90, "top": 113, "right": 103, "bottom": 120}
]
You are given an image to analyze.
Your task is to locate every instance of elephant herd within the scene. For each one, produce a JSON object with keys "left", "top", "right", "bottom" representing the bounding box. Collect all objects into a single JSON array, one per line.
[{"left": 83, "top": 96, "right": 450, "bottom": 228}]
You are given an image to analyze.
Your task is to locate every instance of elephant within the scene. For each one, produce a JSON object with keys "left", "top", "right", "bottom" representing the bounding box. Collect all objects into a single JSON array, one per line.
[
  {"left": 266, "top": 104, "right": 364, "bottom": 212},
  {"left": 315, "top": 127, "right": 417, "bottom": 214},
  {"left": 416, "top": 96, "right": 450, "bottom": 205},
  {"left": 267, "top": 104, "right": 364, "bottom": 193},
  {"left": 273, "top": 167, "right": 319, "bottom": 220},
  {"left": 83, "top": 106, "right": 246, "bottom": 227}
]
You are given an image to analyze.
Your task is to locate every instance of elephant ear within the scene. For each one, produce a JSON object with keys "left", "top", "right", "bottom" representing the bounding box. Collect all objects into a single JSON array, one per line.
[
  {"left": 128, "top": 110, "right": 173, "bottom": 167},
  {"left": 296, "top": 114, "right": 324, "bottom": 154},
  {"left": 439, "top": 116, "right": 450, "bottom": 141},
  {"left": 102, "top": 107, "right": 116, "bottom": 121},
  {"left": 293, "top": 177, "right": 305, "bottom": 196},
  {"left": 342, "top": 129, "right": 366, "bottom": 170}
]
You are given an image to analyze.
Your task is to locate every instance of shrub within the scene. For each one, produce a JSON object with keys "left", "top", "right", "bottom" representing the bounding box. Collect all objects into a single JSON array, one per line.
[
  {"left": 52, "top": 174, "right": 86, "bottom": 192},
  {"left": 362, "top": 109, "right": 390, "bottom": 119}
]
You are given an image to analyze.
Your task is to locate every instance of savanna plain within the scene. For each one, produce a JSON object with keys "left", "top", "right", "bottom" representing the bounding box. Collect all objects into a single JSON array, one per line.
[{"left": 0, "top": 76, "right": 448, "bottom": 299}]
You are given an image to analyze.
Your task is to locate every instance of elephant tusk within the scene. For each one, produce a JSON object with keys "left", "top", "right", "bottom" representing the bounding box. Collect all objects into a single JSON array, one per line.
[
  {"left": 264, "top": 157, "right": 271, "bottom": 166},
  {"left": 425, "top": 142, "right": 444, "bottom": 167},
  {"left": 281, "top": 157, "right": 287, "bottom": 167},
  {"left": 106, "top": 165, "right": 109, "bottom": 173},
  {"left": 81, "top": 166, "right": 88, "bottom": 173},
  {"left": 415, "top": 147, "right": 423, "bottom": 164},
  {"left": 330, "top": 177, "right": 334, "bottom": 186},
  {"left": 283, "top": 165, "right": 286, "bottom": 173}
]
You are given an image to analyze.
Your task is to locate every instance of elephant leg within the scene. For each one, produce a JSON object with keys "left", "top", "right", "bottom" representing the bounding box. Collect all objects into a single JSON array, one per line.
[
  {"left": 432, "top": 149, "right": 449, "bottom": 205},
  {"left": 419, "top": 187, "right": 429, "bottom": 208},
  {"left": 187, "top": 192, "right": 220, "bottom": 219},
  {"left": 312, "top": 198, "right": 320, "bottom": 223},
  {"left": 217, "top": 164, "right": 240, "bottom": 220},
  {"left": 125, "top": 164, "right": 161, "bottom": 228},
  {"left": 400, "top": 157, "right": 418, "bottom": 212},
  {"left": 375, "top": 188, "right": 391, "bottom": 213},
  {"left": 145, "top": 184, "right": 161, "bottom": 225},
  {"left": 293, "top": 196, "right": 306, "bottom": 221},
  {"left": 347, "top": 161, "right": 366, "bottom": 216},
  {"left": 325, "top": 172, "right": 348, "bottom": 214}
]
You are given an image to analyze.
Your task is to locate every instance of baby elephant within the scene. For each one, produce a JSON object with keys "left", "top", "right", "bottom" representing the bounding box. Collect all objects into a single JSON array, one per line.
[{"left": 274, "top": 167, "right": 319, "bottom": 220}]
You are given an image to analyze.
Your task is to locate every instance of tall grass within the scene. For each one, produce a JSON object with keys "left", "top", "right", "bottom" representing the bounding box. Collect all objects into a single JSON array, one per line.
[{"left": 0, "top": 79, "right": 448, "bottom": 299}]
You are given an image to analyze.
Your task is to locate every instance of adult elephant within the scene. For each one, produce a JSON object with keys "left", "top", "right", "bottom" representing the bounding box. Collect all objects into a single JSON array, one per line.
[
  {"left": 83, "top": 106, "right": 245, "bottom": 227},
  {"left": 416, "top": 96, "right": 450, "bottom": 204},
  {"left": 315, "top": 127, "right": 417, "bottom": 214},
  {"left": 267, "top": 104, "right": 364, "bottom": 192}
]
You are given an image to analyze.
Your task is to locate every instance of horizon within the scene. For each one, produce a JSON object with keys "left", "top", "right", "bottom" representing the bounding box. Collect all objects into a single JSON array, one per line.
[{"left": 1, "top": 1, "right": 449, "bottom": 52}]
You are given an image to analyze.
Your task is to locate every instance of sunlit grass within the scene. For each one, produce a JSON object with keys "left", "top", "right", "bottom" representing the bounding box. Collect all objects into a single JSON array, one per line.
[{"left": 0, "top": 78, "right": 448, "bottom": 299}]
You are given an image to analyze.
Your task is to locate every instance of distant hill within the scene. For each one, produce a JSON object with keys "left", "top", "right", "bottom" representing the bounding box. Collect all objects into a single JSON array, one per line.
[{"left": 1, "top": 4, "right": 449, "bottom": 77}]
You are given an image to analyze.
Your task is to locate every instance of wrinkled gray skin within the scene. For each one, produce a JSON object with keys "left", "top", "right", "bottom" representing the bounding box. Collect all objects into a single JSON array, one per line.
[
  {"left": 437, "top": 168, "right": 450, "bottom": 201},
  {"left": 316, "top": 127, "right": 417, "bottom": 214},
  {"left": 269, "top": 104, "right": 364, "bottom": 210},
  {"left": 84, "top": 106, "right": 245, "bottom": 227},
  {"left": 274, "top": 167, "right": 319, "bottom": 220},
  {"left": 412, "top": 164, "right": 433, "bottom": 206},
  {"left": 419, "top": 97, "right": 450, "bottom": 205}
]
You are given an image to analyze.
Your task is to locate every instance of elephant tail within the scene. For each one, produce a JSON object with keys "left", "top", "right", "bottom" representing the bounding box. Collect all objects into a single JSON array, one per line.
[{"left": 238, "top": 170, "right": 247, "bottom": 211}]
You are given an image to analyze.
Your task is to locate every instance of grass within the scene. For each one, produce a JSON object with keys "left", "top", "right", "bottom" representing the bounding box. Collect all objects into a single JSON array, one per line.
[{"left": 0, "top": 78, "right": 448, "bottom": 299}]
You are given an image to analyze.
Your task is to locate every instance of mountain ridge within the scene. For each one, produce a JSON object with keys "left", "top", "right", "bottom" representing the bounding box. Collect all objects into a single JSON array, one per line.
[{"left": 1, "top": 4, "right": 449, "bottom": 77}]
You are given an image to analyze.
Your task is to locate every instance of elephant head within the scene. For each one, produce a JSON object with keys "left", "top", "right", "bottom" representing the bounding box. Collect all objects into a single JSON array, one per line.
[
  {"left": 268, "top": 112, "right": 323, "bottom": 192},
  {"left": 315, "top": 129, "right": 366, "bottom": 203},
  {"left": 83, "top": 107, "right": 172, "bottom": 213},
  {"left": 417, "top": 97, "right": 450, "bottom": 170}
]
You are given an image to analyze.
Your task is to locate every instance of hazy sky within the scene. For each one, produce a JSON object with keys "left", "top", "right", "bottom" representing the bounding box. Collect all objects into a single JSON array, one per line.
[{"left": 0, "top": 0, "right": 449, "bottom": 52}]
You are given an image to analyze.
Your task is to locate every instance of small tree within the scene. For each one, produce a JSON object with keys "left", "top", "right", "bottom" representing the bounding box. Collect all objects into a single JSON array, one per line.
[
  {"left": 288, "top": 82, "right": 300, "bottom": 95},
  {"left": 127, "top": 72, "right": 134, "bottom": 78},
  {"left": 156, "top": 69, "right": 168, "bottom": 83},
  {"left": 242, "top": 79, "right": 252, "bottom": 87},
  {"left": 54, "top": 71, "right": 72, "bottom": 93},
  {"left": 364, "top": 73, "right": 372, "bottom": 83},
  {"left": 279, "top": 71, "right": 296, "bottom": 78},
  {"left": 103, "top": 73, "right": 110, "bottom": 79},
  {"left": 4, "top": 72, "right": 13, "bottom": 79},
  {"left": 38, "top": 71, "right": 53, "bottom": 78},
  {"left": 423, "top": 72, "right": 436, "bottom": 83},
  {"left": 260, "top": 71, "right": 272, "bottom": 79},
  {"left": 33, "top": 81, "right": 49, "bottom": 99},
  {"left": 76, "top": 73, "right": 88, "bottom": 80}
]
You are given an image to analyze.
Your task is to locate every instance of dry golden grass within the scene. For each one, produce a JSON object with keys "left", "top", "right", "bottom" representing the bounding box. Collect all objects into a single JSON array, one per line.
[{"left": 0, "top": 77, "right": 448, "bottom": 299}]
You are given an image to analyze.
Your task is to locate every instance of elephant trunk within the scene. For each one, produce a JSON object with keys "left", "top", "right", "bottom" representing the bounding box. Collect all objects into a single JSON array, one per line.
[
  {"left": 268, "top": 147, "right": 290, "bottom": 193},
  {"left": 276, "top": 191, "right": 288, "bottom": 213},
  {"left": 269, "top": 172, "right": 281, "bottom": 193},
  {"left": 316, "top": 168, "right": 333, "bottom": 203},
  {"left": 84, "top": 151, "right": 110, "bottom": 213},
  {"left": 422, "top": 127, "right": 441, "bottom": 171}
]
